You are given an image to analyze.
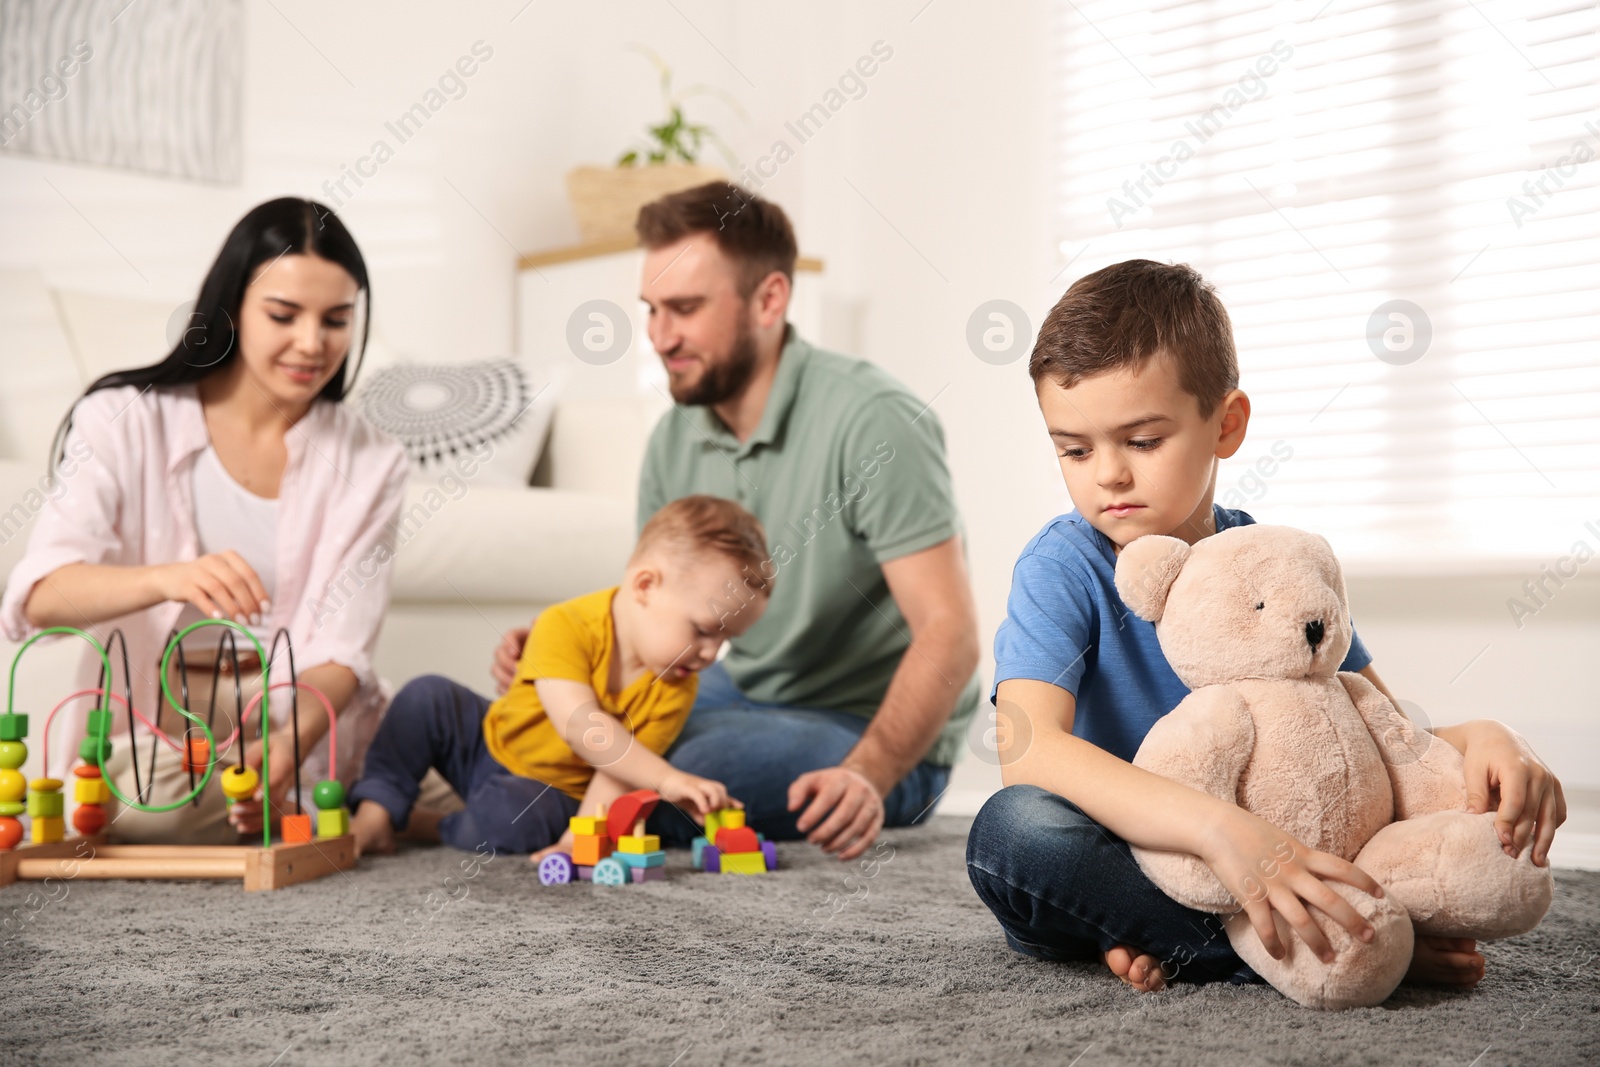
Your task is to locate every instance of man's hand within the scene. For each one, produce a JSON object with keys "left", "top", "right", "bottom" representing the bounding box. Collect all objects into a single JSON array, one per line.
[
  {"left": 788, "top": 765, "right": 885, "bottom": 861},
  {"left": 1452, "top": 719, "right": 1567, "bottom": 866},
  {"left": 1199, "top": 806, "right": 1384, "bottom": 963},
  {"left": 492, "top": 626, "right": 530, "bottom": 695}
]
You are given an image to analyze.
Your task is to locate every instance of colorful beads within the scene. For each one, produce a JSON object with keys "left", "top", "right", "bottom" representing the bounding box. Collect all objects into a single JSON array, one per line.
[
  {"left": 0, "top": 713, "right": 27, "bottom": 743},
  {"left": 312, "top": 780, "right": 345, "bottom": 811},
  {"left": 0, "top": 767, "right": 24, "bottom": 804},
  {"left": 182, "top": 736, "right": 210, "bottom": 774},
  {"left": 1, "top": 736, "right": 31, "bottom": 850},
  {"left": 0, "top": 740, "right": 26, "bottom": 769},
  {"left": 31, "top": 816, "right": 63, "bottom": 844},
  {"left": 72, "top": 764, "right": 108, "bottom": 840},
  {"left": 26, "top": 778, "right": 64, "bottom": 818},
  {"left": 71, "top": 804, "right": 106, "bottom": 835},
  {"left": 78, "top": 734, "right": 112, "bottom": 767},
  {"left": 316, "top": 807, "right": 349, "bottom": 838},
  {"left": 0, "top": 801, "right": 22, "bottom": 817},
  {"left": 0, "top": 816, "right": 21, "bottom": 850},
  {"left": 219, "top": 765, "right": 259, "bottom": 802},
  {"left": 281, "top": 813, "right": 314, "bottom": 844},
  {"left": 73, "top": 774, "right": 110, "bottom": 806}
]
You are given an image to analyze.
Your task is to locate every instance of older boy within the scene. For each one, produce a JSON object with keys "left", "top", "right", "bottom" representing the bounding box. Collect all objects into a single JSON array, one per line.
[{"left": 966, "top": 260, "right": 1566, "bottom": 992}]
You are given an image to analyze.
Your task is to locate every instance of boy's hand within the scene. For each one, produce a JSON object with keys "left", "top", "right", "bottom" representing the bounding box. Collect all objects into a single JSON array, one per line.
[
  {"left": 1454, "top": 719, "right": 1566, "bottom": 866},
  {"left": 1199, "top": 807, "right": 1384, "bottom": 964},
  {"left": 658, "top": 770, "right": 736, "bottom": 820},
  {"left": 492, "top": 626, "right": 530, "bottom": 695},
  {"left": 531, "top": 829, "right": 575, "bottom": 865}
]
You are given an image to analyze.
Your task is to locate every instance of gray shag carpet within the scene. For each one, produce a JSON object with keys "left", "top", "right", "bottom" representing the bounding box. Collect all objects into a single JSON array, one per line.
[{"left": 1, "top": 815, "right": 1597, "bottom": 1066}]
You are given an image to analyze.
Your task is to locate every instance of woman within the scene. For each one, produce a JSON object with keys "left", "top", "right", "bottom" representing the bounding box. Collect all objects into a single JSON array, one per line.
[{"left": 0, "top": 198, "right": 408, "bottom": 843}]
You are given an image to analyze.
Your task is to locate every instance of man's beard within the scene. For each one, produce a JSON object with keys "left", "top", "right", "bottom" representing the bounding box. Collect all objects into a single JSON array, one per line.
[{"left": 666, "top": 318, "right": 759, "bottom": 407}]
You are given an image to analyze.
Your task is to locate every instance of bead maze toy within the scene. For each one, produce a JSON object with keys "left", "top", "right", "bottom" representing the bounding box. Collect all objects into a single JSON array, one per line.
[
  {"left": 538, "top": 788, "right": 668, "bottom": 886},
  {"left": 691, "top": 807, "right": 777, "bottom": 875},
  {"left": 0, "top": 620, "right": 356, "bottom": 891}
]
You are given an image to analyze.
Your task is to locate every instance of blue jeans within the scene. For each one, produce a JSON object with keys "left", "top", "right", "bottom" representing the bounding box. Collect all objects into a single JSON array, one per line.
[
  {"left": 350, "top": 675, "right": 578, "bottom": 855},
  {"left": 966, "top": 785, "right": 1258, "bottom": 985},
  {"left": 649, "top": 662, "right": 951, "bottom": 847}
]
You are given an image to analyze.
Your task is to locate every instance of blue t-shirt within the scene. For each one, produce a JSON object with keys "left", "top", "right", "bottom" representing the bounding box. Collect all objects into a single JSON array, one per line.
[{"left": 992, "top": 505, "right": 1373, "bottom": 763}]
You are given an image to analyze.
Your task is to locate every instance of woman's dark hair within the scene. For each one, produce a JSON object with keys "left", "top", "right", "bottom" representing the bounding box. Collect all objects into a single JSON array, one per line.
[{"left": 51, "top": 197, "right": 370, "bottom": 465}]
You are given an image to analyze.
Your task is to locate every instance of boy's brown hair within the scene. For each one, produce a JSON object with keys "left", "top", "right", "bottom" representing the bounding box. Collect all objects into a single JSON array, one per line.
[
  {"left": 635, "top": 181, "right": 797, "bottom": 297},
  {"left": 634, "top": 494, "right": 773, "bottom": 596},
  {"left": 1029, "top": 259, "right": 1239, "bottom": 419}
]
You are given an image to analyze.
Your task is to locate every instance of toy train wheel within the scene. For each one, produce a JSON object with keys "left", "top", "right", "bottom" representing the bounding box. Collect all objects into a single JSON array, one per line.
[
  {"left": 702, "top": 845, "right": 721, "bottom": 874},
  {"left": 591, "top": 856, "right": 628, "bottom": 886},
  {"left": 762, "top": 840, "right": 778, "bottom": 871},
  {"left": 538, "top": 852, "right": 574, "bottom": 886}
]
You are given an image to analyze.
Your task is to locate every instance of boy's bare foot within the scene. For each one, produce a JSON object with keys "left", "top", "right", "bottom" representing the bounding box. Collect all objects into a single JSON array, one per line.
[
  {"left": 399, "top": 806, "right": 445, "bottom": 844},
  {"left": 1404, "top": 935, "right": 1485, "bottom": 988},
  {"left": 351, "top": 800, "right": 397, "bottom": 857},
  {"left": 1103, "top": 943, "right": 1168, "bottom": 991}
]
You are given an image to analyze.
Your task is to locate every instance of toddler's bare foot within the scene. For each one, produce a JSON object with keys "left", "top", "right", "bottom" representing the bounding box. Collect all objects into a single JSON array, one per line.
[
  {"left": 1404, "top": 935, "right": 1485, "bottom": 988},
  {"left": 399, "top": 806, "right": 445, "bottom": 844},
  {"left": 351, "top": 800, "right": 397, "bottom": 857},
  {"left": 1103, "top": 943, "right": 1168, "bottom": 991}
]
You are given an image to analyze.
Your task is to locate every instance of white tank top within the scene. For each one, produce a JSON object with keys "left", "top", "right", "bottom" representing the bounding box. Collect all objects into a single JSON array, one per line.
[{"left": 173, "top": 445, "right": 279, "bottom": 652}]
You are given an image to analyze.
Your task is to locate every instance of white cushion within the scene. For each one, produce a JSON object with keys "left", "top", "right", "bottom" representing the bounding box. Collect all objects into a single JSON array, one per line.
[
  {"left": 352, "top": 356, "right": 557, "bottom": 486},
  {"left": 0, "top": 272, "right": 86, "bottom": 464}
]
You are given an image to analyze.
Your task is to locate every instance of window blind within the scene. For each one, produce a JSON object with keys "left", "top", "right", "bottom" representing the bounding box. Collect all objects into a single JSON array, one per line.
[{"left": 1052, "top": 0, "right": 1599, "bottom": 570}]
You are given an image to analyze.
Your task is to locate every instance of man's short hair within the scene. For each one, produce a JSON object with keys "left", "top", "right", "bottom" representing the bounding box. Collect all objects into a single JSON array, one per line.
[
  {"left": 1030, "top": 259, "right": 1239, "bottom": 419},
  {"left": 634, "top": 494, "right": 773, "bottom": 596},
  {"left": 635, "top": 182, "right": 797, "bottom": 297}
]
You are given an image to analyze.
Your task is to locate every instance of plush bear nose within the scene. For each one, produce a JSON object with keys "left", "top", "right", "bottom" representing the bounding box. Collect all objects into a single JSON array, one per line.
[{"left": 1304, "top": 619, "right": 1325, "bottom": 651}]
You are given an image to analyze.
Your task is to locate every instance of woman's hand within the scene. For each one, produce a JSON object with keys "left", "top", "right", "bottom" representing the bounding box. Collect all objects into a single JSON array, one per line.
[
  {"left": 227, "top": 726, "right": 319, "bottom": 834},
  {"left": 658, "top": 769, "right": 737, "bottom": 820},
  {"left": 1452, "top": 719, "right": 1567, "bottom": 866},
  {"left": 1198, "top": 806, "right": 1385, "bottom": 964},
  {"left": 154, "top": 551, "right": 270, "bottom": 625},
  {"left": 492, "top": 626, "right": 530, "bottom": 694}
]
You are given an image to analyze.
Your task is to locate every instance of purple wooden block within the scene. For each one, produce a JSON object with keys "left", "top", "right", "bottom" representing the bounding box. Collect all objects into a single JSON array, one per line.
[
  {"left": 762, "top": 840, "right": 778, "bottom": 871},
  {"left": 576, "top": 865, "right": 594, "bottom": 881}
]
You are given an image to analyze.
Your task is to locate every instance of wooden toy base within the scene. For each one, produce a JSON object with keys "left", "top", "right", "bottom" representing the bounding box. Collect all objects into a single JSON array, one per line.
[{"left": 0, "top": 834, "right": 355, "bottom": 892}]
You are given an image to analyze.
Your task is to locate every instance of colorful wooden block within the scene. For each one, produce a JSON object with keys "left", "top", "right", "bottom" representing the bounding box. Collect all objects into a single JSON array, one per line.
[
  {"left": 31, "top": 815, "right": 64, "bottom": 844},
  {"left": 73, "top": 776, "right": 110, "bottom": 805},
  {"left": 720, "top": 851, "right": 767, "bottom": 875},
  {"left": 720, "top": 808, "right": 746, "bottom": 830},
  {"left": 691, "top": 836, "right": 708, "bottom": 869},
  {"left": 220, "top": 765, "right": 259, "bottom": 802},
  {"left": 629, "top": 865, "right": 667, "bottom": 883},
  {"left": 0, "top": 713, "right": 27, "bottom": 742},
  {"left": 282, "top": 814, "right": 314, "bottom": 844},
  {"left": 569, "top": 815, "right": 607, "bottom": 837},
  {"left": 604, "top": 790, "right": 659, "bottom": 845},
  {"left": 614, "top": 849, "right": 665, "bottom": 869},
  {"left": 618, "top": 833, "right": 660, "bottom": 854},
  {"left": 576, "top": 865, "right": 594, "bottom": 881},
  {"left": 704, "top": 809, "right": 723, "bottom": 842},
  {"left": 316, "top": 808, "right": 349, "bottom": 838},
  {"left": 714, "top": 826, "right": 760, "bottom": 854},
  {"left": 572, "top": 833, "right": 613, "bottom": 866}
]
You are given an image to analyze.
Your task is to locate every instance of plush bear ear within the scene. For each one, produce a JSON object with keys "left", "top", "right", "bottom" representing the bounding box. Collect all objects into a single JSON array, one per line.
[{"left": 1114, "top": 535, "right": 1191, "bottom": 622}]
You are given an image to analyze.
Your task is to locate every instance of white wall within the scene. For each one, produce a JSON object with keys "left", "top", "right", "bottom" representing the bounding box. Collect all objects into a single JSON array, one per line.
[{"left": 1, "top": 0, "right": 1593, "bottom": 812}]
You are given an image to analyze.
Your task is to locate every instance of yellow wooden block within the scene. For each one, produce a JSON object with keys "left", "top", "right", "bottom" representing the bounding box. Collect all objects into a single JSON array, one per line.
[
  {"left": 720, "top": 808, "right": 746, "bottom": 830},
  {"left": 317, "top": 808, "right": 349, "bottom": 838},
  {"left": 618, "top": 834, "right": 660, "bottom": 854},
  {"left": 720, "top": 851, "right": 766, "bottom": 875},
  {"left": 569, "top": 815, "right": 607, "bottom": 837},
  {"left": 74, "top": 777, "right": 111, "bottom": 805},
  {"left": 31, "top": 815, "right": 64, "bottom": 844},
  {"left": 704, "top": 809, "right": 722, "bottom": 841}
]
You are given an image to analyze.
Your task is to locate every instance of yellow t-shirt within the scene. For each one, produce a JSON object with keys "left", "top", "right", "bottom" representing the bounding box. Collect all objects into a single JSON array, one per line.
[{"left": 482, "top": 586, "right": 697, "bottom": 800}]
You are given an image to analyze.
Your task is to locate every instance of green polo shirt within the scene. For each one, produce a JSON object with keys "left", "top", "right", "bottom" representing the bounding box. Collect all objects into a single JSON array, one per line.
[{"left": 638, "top": 329, "right": 979, "bottom": 768}]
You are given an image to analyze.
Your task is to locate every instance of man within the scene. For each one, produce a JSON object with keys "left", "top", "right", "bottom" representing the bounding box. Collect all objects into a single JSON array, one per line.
[{"left": 494, "top": 182, "right": 980, "bottom": 861}]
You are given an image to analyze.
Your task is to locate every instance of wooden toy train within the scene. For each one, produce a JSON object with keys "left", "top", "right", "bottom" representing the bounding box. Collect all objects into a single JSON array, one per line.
[{"left": 537, "top": 790, "right": 778, "bottom": 885}]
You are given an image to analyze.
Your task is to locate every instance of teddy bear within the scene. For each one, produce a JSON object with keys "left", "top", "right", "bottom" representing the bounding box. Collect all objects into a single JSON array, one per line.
[{"left": 1112, "top": 523, "right": 1552, "bottom": 1010}]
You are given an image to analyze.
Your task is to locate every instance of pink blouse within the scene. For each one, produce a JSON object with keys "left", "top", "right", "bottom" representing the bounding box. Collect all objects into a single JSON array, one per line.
[{"left": 0, "top": 383, "right": 409, "bottom": 784}]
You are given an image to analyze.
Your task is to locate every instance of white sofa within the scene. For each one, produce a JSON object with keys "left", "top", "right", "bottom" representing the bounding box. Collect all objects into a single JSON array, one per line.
[{"left": 0, "top": 269, "right": 657, "bottom": 760}]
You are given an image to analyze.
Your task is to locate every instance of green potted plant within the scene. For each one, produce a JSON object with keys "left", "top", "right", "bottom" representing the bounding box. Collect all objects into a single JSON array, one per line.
[{"left": 566, "top": 48, "right": 744, "bottom": 243}]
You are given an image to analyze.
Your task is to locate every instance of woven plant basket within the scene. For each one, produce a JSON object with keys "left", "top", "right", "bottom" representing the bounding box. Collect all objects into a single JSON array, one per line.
[{"left": 565, "top": 163, "right": 727, "bottom": 242}]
